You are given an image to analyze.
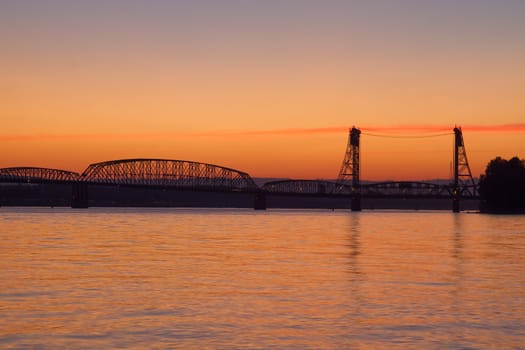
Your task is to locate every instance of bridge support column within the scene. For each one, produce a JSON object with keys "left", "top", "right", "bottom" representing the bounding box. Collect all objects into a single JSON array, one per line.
[
  {"left": 351, "top": 194, "right": 361, "bottom": 211},
  {"left": 254, "top": 192, "right": 266, "bottom": 210},
  {"left": 72, "top": 182, "right": 88, "bottom": 208},
  {"left": 452, "top": 197, "right": 460, "bottom": 213}
]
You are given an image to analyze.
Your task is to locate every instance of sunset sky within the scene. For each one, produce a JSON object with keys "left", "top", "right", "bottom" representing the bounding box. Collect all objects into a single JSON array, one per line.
[{"left": 1, "top": 0, "right": 524, "bottom": 180}]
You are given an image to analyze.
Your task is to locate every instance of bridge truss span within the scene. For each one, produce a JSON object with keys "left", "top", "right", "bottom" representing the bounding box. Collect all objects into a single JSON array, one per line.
[
  {"left": 80, "top": 158, "right": 258, "bottom": 191},
  {"left": 262, "top": 179, "right": 351, "bottom": 195},
  {"left": 361, "top": 181, "right": 452, "bottom": 198},
  {"left": 0, "top": 167, "right": 80, "bottom": 183}
]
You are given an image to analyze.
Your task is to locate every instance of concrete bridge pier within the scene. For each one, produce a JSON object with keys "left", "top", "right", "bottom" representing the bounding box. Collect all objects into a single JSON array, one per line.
[
  {"left": 452, "top": 193, "right": 460, "bottom": 213},
  {"left": 254, "top": 192, "right": 267, "bottom": 210},
  {"left": 452, "top": 200, "right": 460, "bottom": 212},
  {"left": 351, "top": 194, "right": 361, "bottom": 211},
  {"left": 72, "top": 182, "right": 89, "bottom": 208}
]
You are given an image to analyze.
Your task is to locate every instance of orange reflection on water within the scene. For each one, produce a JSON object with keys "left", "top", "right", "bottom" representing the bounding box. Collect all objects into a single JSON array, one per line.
[{"left": 1, "top": 208, "right": 524, "bottom": 349}]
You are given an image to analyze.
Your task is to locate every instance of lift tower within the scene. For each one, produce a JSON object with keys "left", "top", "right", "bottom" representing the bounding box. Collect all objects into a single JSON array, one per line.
[
  {"left": 338, "top": 127, "right": 361, "bottom": 211},
  {"left": 453, "top": 126, "right": 476, "bottom": 212}
]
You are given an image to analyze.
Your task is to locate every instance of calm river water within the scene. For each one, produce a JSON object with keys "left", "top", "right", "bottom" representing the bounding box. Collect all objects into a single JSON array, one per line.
[{"left": 1, "top": 208, "right": 524, "bottom": 349}]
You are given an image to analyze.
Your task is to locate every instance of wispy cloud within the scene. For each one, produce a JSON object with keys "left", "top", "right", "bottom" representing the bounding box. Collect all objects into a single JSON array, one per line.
[
  {"left": 0, "top": 127, "right": 350, "bottom": 142},
  {"left": 1, "top": 124, "right": 524, "bottom": 142},
  {"left": 457, "top": 124, "right": 525, "bottom": 132}
]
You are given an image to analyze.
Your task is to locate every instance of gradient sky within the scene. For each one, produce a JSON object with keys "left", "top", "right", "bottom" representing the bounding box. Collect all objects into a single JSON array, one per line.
[{"left": 1, "top": 0, "right": 524, "bottom": 180}]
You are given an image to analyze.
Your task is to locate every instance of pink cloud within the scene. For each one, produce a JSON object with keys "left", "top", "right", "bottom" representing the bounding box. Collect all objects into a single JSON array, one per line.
[{"left": 1, "top": 123, "right": 524, "bottom": 142}]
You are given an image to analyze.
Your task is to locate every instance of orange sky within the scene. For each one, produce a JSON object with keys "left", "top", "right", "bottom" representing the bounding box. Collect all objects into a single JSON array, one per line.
[{"left": 1, "top": 1, "right": 524, "bottom": 180}]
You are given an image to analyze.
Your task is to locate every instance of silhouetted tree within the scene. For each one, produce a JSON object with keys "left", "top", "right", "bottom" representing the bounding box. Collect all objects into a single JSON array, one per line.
[{"left": 479, "top": 156, "right": 525, "bottom": 213}]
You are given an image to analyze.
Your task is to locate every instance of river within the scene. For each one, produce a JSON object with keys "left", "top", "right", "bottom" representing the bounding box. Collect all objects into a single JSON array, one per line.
[{"left": 1, "top": 208, "right": 524, "bottom": 349}]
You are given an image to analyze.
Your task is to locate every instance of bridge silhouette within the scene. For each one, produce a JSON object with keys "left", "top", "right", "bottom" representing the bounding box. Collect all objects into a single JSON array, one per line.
[{"left": 0, "top": 127, "right": 478, "bottom": 211}]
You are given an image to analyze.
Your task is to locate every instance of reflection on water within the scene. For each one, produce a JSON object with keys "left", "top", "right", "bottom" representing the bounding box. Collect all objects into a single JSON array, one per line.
[{"left": 1, "top": 208, "right": 524, "bottom": 349}]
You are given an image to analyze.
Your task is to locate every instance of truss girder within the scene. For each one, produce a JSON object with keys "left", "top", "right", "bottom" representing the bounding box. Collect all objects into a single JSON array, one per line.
[
  {"left": 262, "top": 180, "right": 351, "bottom": 194},
  {"left": 0, "top": 167, "right": 80, "bottom": 183},
  {"left": 80, "top": 158, "right": 257, "bottom": 191},
  {"left": 361, "top": 181, "right": 451, "bottom": 198},
  {"left": 263, "top": 180, "right": 455, "bottom": 198}
]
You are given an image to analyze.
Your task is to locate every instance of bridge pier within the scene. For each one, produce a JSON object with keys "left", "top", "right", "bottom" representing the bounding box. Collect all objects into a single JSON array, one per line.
[
  {"left": 351, "top": 194, "right": 361, "bottom": 211},
  {"left": 452, "top": 199, "right": 460, "bottom": 212},
  {"left": 72, "top": 182, "right": 89, "bottom": 208},
  {"left": 351, "top": 197, "right": 361, "bottom": 211},
  {"left": 452, "top": 192, "right": 460, "bottom": 213},
  {"left": 254, "top": 192, "right": 267, "bottom": 210}
]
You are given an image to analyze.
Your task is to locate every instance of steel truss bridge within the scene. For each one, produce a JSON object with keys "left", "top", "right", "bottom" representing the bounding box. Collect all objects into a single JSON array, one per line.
[
  {"left": 261, "top": 126, "right": 478, "bottom": 211},
  {"left": 0, "top": 167, "right": 80, "bottom": 183},
  {"left": 262, "top": 179, "right": 453, "bottom": 197},
  {"left": 0, "top": 159, "right": 260, "bottom": 208},
  {"left": 0, "top": 159, "right": 257, "bottom": 190},
  {"left": 262, "top": 180, "right": 477, "bottom": 199},
  {"left": 0, "top": 127, "right": 479, "bottom": 211},
  {"left": 81, "top": 159, "right": 257, "bottom": 190},
  {"left": 333, "top": 126, "right": 478, "bottom": 211}
]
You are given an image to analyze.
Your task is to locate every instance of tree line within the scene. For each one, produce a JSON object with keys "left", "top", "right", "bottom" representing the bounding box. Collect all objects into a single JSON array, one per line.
[{"left": 479, "top": 156, "right": 525, "bottom": 213}]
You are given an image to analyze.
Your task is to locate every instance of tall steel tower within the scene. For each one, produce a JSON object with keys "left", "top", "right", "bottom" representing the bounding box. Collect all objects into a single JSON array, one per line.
[
  {"left": 453, "top": 126, "right": 477, "bottom": 212},
  {"left": 337, "top": 127, "right": 361, "bottom": 211}
]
